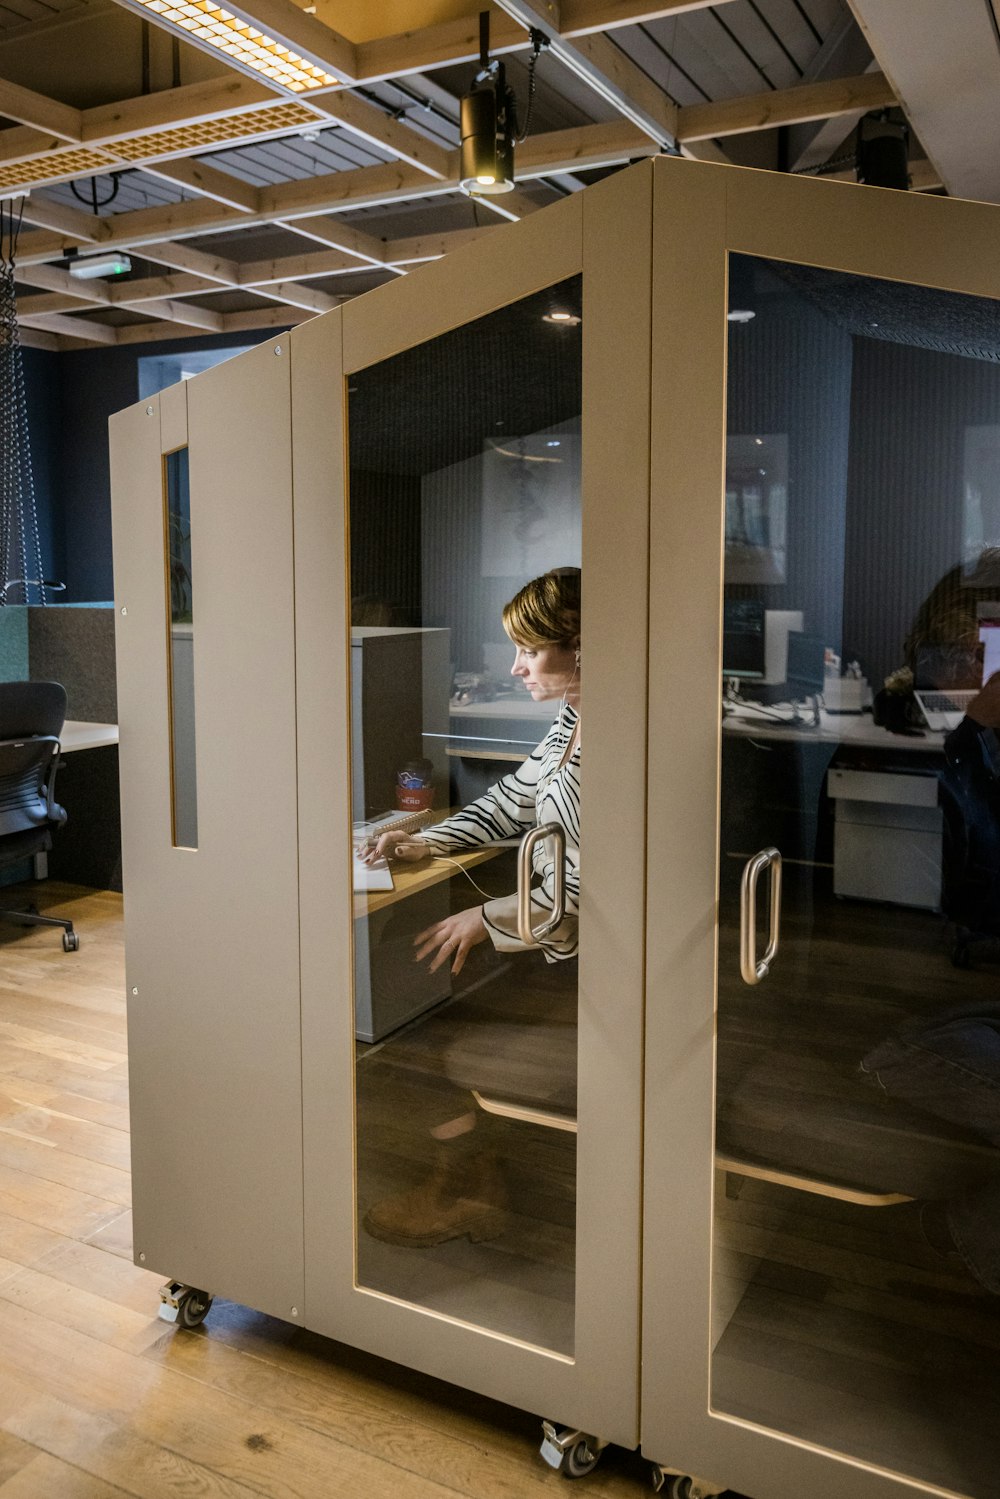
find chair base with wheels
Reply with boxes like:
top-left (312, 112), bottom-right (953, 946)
top-left (0, 898), bottom-right (79, 951)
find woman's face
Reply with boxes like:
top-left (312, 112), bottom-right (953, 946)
top-left (510, 640), bottom-right (578, 701)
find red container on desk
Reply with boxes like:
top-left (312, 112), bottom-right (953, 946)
top-left (396, 759), bottom-right (434, 812)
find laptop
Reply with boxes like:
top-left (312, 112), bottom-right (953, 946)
top-left (912, 687), bottom-right (978, 731)
top-left (913, 647), bottom-right (980, 731)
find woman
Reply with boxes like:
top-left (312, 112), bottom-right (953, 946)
top-left (362, 565), bottom-right (582, 974)
top-left (360, 566), bottom-right (581, 1248)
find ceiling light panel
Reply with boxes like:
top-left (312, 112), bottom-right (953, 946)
top-left (0, 148), bottom-right (121, 193)
top-left (130, 0), bottom-right (341, 93)
top-left (111, 103), bottom-right (318, 161)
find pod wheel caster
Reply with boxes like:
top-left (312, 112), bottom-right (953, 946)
top-left (62, 930), bottom-right (79, 952)
top-left (158, 1280), bottom-right (213, 1328)
top-left (540, 1421), bottom-right (607, 1478)
top-left (651, 1469), bottom-right (726, 1498)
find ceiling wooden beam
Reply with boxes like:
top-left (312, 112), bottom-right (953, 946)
top-left (107, 271), bottom-right (222, 303)
top-left (110, 304), bottom-right (311, 345)
top-left (141, 158), bottom-right (260, 212)
top-left (0, 127), bottom-right (66, 168)
top-left (0, 80), bottom-right (82, 142)
top-left (17, 228), bottom-right (492, 323)
top-left (676, 70), bottom-right (896, 142)
top-left (222, 305), bottom-right (312, 331)
top-left (80, 74), bottom-right (278, 146)
top-left (494, 0), bottom-right (678, 145)
top-left (18, 310), bottom-right (117, 342)
top-left (18, 325), bottom-right (61, 350)
top-left (387, 227), bottom-right (487, 263)
top-left (88, 195), bottom-right (246, 250)
top-left (16, 292), bottom-right (90, 316)
top-left (137, 240), bottom-right (242, 285)
top-left (254, 279), bottom-right (341, 312)
top-left (272, 213), bottom-right (397, 266)
top-left (0, 4), bottom-right (874, 195)
top-left (352, 1), bottom-right (731, 82)
top-left (560, 0), bottom-right (736, 33)
top-left (14, 263), bottom-right (112, 303)
top-left (17, 197), bottom-right (109, 241)
top-left (261, 162), bottom-right (448, 227)
top-left (137, 297), bottom-right (225, 331)
top-left (237, 245), bottom-right (362, 283)
top-left (6, 85), bottom-right (910, 290)
top-left (517, 117), bottom-right (652, 171)
top-left (321, 93), bottom-right (453, 177)
top-left (354, 10), bottom-right (528, 82)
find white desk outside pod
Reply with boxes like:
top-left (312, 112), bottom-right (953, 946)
top-left (61, 720), bottom-right (119, 754)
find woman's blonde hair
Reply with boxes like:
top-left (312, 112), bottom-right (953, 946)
top-left (502, 567), bottom-right (581, 649)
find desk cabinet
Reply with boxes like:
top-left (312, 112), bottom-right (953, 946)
top-left (829, 768), bottom-right (942, 909)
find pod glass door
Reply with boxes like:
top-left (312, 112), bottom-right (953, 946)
top-left (713, 251), bottom-right (1000, 1497)
top-left (347, 279), bottom-right (583, 1355)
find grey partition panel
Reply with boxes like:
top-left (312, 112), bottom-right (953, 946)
top-left (28, 605), bottom-right (117, 721)
top-left (110, 352), bottom-right (304, 1318)
top-left (0, 607), bottom-right (28, 680)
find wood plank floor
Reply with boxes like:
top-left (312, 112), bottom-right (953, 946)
top-left (0, 883), bottom-right (654, 1499)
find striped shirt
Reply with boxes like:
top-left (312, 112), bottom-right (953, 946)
top-left (416, 704), bottom-right (580, 961)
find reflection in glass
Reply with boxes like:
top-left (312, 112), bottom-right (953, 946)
top-left (164, 447), bottom-right (197, 848)
top-left (714, 256), bottom-right (1000, 1496)
top-left (348, 280), bottom-right (582, 1353)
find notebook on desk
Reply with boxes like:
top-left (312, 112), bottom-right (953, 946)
top-left (353, 850), bottom-right (394, 892)
top-left (351, 808), bottom-right (434, 893)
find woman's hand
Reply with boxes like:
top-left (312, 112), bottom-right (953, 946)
top-left (414, 906), bottom-right (489, 975)
top-left (358, 830), bottom-right (430, 865)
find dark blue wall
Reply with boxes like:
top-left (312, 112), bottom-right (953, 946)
top-left (21, 329), bottom-right (284, 604)
top-left (22, 348), bottom-right (62, 595)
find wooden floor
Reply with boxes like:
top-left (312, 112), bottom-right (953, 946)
top-left (0, 883), bottom-right (654, 1499)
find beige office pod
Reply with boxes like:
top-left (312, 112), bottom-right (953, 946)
top-left (643, 160), bottom-right (1000, 1498)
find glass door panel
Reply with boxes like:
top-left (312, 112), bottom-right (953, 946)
top-left (714, 253), bottom-right (1000, 1497)
top-left (347, 278), bottom-right (582, 1355)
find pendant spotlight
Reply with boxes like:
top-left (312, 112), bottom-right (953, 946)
top-left (460, 12), bottom-right (547, 196)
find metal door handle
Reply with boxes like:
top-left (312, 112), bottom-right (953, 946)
top-left (740, 847), bottom-right (782, 985)
top-left (517, 822), bottom-right (566, 945)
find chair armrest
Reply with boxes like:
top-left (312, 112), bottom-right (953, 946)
top-left (44, 740), bottom-right (67, 825)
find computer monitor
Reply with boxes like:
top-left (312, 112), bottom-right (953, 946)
top-left (786, 631), bottom-right (826, 699)
top-left (723, 599), bottom-right (765, 679)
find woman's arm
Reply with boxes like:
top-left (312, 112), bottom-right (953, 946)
top-left (413, 743), bottom-right (546, 855)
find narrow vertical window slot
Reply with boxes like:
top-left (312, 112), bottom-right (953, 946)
top-left (164, 447), bottom-right (198, 848)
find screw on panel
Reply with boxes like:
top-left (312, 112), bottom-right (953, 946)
top-left (146, 405), bottom-right (154, 415)
top-left (120, 606), bottom-right (127, 616)
top-left (131, 986), bottom-right (138, 995)
top-left (139, 1252), bottom-right (146, 1262)
top-left (290, 1306), bottom-right (299, 1317)
top-left (274, 345), bottom-right (282, 355)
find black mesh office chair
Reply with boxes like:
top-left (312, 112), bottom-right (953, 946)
top-left (0, 681), bottom-right (79, 952)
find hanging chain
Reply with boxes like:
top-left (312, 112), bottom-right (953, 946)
top-left (0, 194), bottom-right (46, 606)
